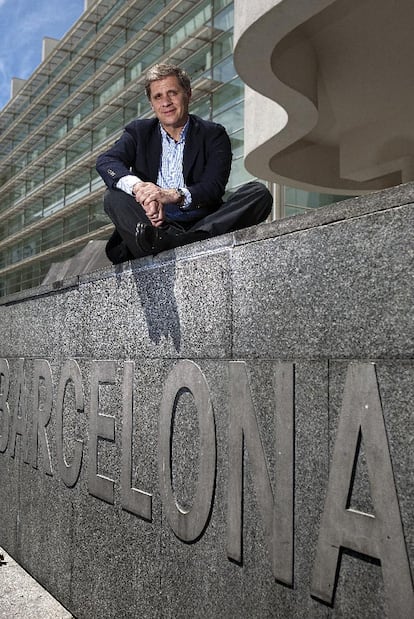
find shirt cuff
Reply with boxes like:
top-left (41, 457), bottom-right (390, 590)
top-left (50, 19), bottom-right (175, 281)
top-left (116, 175), bottom-right (142, 195)
top-left (180, 187), bottom-right (192, 209)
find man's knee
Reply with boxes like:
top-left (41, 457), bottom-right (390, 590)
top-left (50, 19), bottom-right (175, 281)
top-left (261, 184), bottom-right (273, 214)
top-left (250, 181), bottom-right (272, 202)
top-left (103, 189), bottom-right (115, 217)
top-left (240, 180), bottom-right (271, 199)
top-left (246, 181), bottom-right (273, 219)
top-left (103, 188), bottom-right (135, 221)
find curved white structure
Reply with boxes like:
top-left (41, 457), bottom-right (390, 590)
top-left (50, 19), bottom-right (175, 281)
top-left (234, 0), bottom-right (414, 193)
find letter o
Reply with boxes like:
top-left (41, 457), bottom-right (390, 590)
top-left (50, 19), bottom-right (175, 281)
top-left (158, 360), bottom-right (216, 542)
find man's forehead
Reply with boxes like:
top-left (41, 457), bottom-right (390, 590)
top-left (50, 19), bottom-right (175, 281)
top-left (150, 75), bottom-right (181, 94)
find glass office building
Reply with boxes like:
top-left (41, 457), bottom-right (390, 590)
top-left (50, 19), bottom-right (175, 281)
top-left (0, 0), bottom-right (345, 297)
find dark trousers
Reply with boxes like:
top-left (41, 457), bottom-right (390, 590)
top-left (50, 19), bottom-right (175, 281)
top-left (103, 181), bottom-right (273, 263)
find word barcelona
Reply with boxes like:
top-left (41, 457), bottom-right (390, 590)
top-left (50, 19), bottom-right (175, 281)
top-left (0, 358), bottom-right (412, 616)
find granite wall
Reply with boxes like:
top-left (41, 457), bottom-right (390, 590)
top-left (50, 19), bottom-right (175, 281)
top-left (0, 184), bottom-right (413, 618)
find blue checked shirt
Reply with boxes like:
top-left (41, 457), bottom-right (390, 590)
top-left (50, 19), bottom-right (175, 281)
top-left (157, 122), bottom-right (192, 221)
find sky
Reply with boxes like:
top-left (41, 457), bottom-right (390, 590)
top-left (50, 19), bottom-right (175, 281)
top-left (0, 0), bottom-right (84, 109)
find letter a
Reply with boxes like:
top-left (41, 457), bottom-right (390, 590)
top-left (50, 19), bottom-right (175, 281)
top-left (311, 363), bottom-right (413, 618)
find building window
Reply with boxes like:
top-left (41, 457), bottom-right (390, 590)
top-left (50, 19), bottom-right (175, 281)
top-left (284, 187), bottom-right (350, 217)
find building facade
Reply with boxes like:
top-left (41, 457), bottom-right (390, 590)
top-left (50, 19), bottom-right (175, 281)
top-left (0, 0), bottom-right (344, 297)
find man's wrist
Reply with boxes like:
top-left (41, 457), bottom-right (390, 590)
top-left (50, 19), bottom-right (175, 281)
top-left (173, 187), bottom-right (192, 210)
top-left (175, 188), bottom-right (185, 206)
top-left (116, 175), bottom-right (141, 196)
top-left (132, 182), bottom-right (141, 196)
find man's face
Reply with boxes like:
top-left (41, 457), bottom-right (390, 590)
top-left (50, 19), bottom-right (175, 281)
top-left (149, 75), bottom-right (191, 132)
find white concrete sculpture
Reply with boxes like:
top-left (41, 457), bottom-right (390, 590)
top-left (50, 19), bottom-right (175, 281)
top-left (234, 0), bottom-right (414, 193)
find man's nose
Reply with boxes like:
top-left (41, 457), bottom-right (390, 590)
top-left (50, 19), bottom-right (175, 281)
top-left (161, 94), bottom-right (173, 105)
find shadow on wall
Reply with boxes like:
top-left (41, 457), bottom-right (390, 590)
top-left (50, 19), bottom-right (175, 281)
top-left (131, 259), bottom-right (181, 353)
top-left (42, 235), bottom-right (182, 352)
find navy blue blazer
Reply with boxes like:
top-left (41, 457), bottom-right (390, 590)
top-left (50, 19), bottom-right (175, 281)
top-left (96, 114), bottom-right (232, 218)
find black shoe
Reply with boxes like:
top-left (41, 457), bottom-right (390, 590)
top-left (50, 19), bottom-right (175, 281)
top-left (135, 223), bottom-right (173, 256)
top-left (105, 230), bottom-right (134, 264)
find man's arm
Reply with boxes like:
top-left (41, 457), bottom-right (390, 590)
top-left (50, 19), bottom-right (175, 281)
top-left (96, 129), bottom-right (140, 188)
top-left (96, 122), bottom-right (166, 227)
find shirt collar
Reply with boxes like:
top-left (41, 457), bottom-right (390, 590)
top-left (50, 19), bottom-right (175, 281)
top-left (160, 119), bottom-right (189, 144)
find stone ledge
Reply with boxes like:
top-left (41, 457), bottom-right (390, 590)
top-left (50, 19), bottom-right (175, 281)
top-left (2, 181), bottom-right (413, 307)
top-left (0, 182), bottom-right (412, 618)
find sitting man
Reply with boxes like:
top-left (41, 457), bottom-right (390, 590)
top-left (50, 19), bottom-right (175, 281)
top-left (96, 63), bottom-right (272, 264)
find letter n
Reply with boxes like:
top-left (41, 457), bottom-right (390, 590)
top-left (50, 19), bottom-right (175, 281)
top-left (311, 363), bottom-right (413, 618)
top-left (227, 361), bottom-right (294, 585)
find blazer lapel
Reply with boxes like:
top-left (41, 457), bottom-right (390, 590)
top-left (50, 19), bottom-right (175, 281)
top-left (147, 123), bottom-right (162, 182)
top-left (183, 115), bottom-right (200, 178)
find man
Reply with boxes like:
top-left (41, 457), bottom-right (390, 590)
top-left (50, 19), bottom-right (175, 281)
top-left (96, 64), bottom-right (272, 264)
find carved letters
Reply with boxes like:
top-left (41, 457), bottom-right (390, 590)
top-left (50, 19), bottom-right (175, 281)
top-left (0, 358), bottom-right (10, 453)
top-left (121, 360), bottom-right (152, 520)
top-left (311, 363), bottom-right (413, 618)
top-left (56, 359), bottom-right (84, 488)
top-left (31, 360), bottom-right (53, 475)
top-left (0, 358), bottom-right (412, 615)
top-left (159, 359), bottom-right (216, 542)
top-left (227, 361), bottom-right (294, 585)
